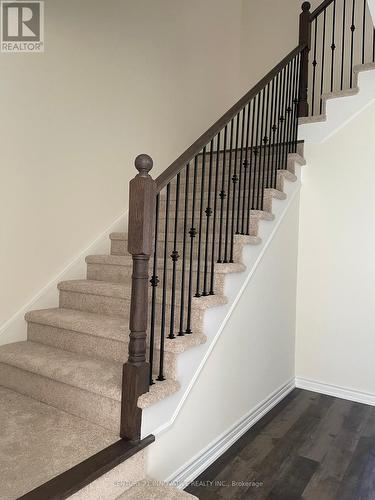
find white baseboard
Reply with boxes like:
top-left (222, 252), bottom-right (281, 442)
top-left (0, 211), bottom-right (127, 346)
top-left (166, 378), bottom-right (295, 489)
top-left (295, 377), bottom-right (375, 407)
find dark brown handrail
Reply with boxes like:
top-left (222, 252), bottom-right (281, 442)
top-left (155, 43), bottom-right (307, 191)
top-left (310, 0), bottom-right (335, 20)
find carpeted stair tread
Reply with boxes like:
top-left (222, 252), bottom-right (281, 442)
top-left (0, 386), bottom-right (118, 499)
top-left (58, 279), bottom-right (128, 299)
top-left (279, 170), bottom-right (297, 182)
top-left (117, 480), bottom-right (197, 499)
top-left (138, 379), bottom-right (181, 409)
top-left (108, 235), bottom-right (262, 250)
top-left (264, 187), bottom-right (287, 200)
top-left (0, 341), bottom-right (122, 401)
top-left (58, 279), bottom-right (228, 311)
top-left (87, 254), bottom-right (247, 274)
top-left (26, 307), bottom-right (207, 355)
top-left (26, 308), bottom-right (127, 342)
top-left (287, 152), bottom-right (306, 165)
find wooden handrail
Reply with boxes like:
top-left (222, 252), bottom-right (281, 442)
top-left (310, 0), bottom-right (335, 20)
top-left (155, 43), bottom-right (307, 192)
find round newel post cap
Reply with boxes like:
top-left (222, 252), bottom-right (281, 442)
top-left (135, 154), bottom-right (153, 176)
top-left (302, 1), bottom-right (311, 11)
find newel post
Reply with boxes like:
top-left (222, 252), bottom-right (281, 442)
top-left (120, 154), bottom-right (156, 442)
top-left (298, 1), bottom-right (311, 117)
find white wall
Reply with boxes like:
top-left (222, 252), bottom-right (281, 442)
top-left (0, 0), bottom-right (243, 329)
top-left (296, 100), bottom-right (375, 401)
top-left (369, 0), bottom-right (375, 24)
top-left (0, 0), bottom-right (322, 335)
top-left (240, 0), bottom-right (321, 92)
top-left (147, 193), bottom-right (300, 481)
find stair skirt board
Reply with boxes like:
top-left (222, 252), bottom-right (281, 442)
top-left (140, 154), bottom-right (304, 438)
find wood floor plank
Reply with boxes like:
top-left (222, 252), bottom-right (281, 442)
top-left (302, 475), bottom-right (341, 500)
top-left (258, 390), bottom-right (318, 440)
top-left (298, 398), bottom-right (350, 462)
top-left (240, 394), bottom-right (334, 499)
top-left (267, 455), bottom-right (318, 499)
top-left (335, 436), bottom-right (375, 500)
top-left (185, 391), bottom-right (375, 500)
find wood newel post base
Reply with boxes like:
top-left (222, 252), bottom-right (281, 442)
top-left (298, 2), bottom-right (311, 118)
top-left (120, 154), bottom-right (156, 442)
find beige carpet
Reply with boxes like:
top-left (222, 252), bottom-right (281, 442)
top-left (0, 386), bottom-right (118, 499)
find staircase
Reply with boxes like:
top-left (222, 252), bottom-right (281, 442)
top-left (0, 0), bottom-right (374, 498)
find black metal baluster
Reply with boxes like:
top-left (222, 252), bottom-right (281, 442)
top-left (331, 0), bottom-right (337, 91)
top-left (186, 158), bottom-right (198, 333)
top-left (275, 69), bottom-right (284, 179)
top-left (218, 127), bottom-right (227, 262)
top-left (251, 92), bottom-right (262, 209)
top-left (247, 97), bottom-right (257, 234)
top-left (203, 142), bottom-right (214, 295)
top-left (241, 103), bottom-right (251, 233)
top-left (169, 174), bottom-right (180, 339)
top-left (362, 0), bottom-right (366, 64)
top-left (293, 53), bottom-right (302, 151)
top-left (341, 0), bottom-right (347, 90)
top-left (290, 56), bottom-right (298, 154)
top-left (230, 118), bottom-right (240, 262)
top-left (373, 27), bottom-right (375, 62)
top-left (286, 59), bottom-right (295, 161)
top-left (282, 63), bottom-right (291, 169)
top-left (257, 88), bottom-right (266, 210)
top-left (178, 164), bottom-right (189, 335)
top-left (210, 133), bottom-right (221, 295)
top-left (224, 120), bottom-right (234, 262)
top-left (286, 61), bottom-right (294, 165)
top-left (158, 183), bottom-right (170, 381)
top-left (195, 148), bottom-right (206, 297)
top-left (236, 109), bottom-right (246, 234)
top-left (350, 0), bottom-right (356, 87)
top-left (266, 78), bottom-right (275, 189)
top-left (292, 54), bottom-right (300, 152)
top-left (149, 193), bottom-right (160, 385)
top-left (278, 67), bottom-right (286, 171)
top-left (260, 83), bottom-right (270, 209)
top-left (320, 8), bottom-right (327, 113)
top-left (270, 74), bottom-right (280, 189)
top-left (312, 17), bottom-right (318, 115)
top-left (281, 63), bottom-right (289, 168)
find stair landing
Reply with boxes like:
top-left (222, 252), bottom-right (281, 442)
top-left (0, 386), bottom-right (118, 499)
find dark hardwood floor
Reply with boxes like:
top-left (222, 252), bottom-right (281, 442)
top-left (185, 389), bottom-right (375, 499)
